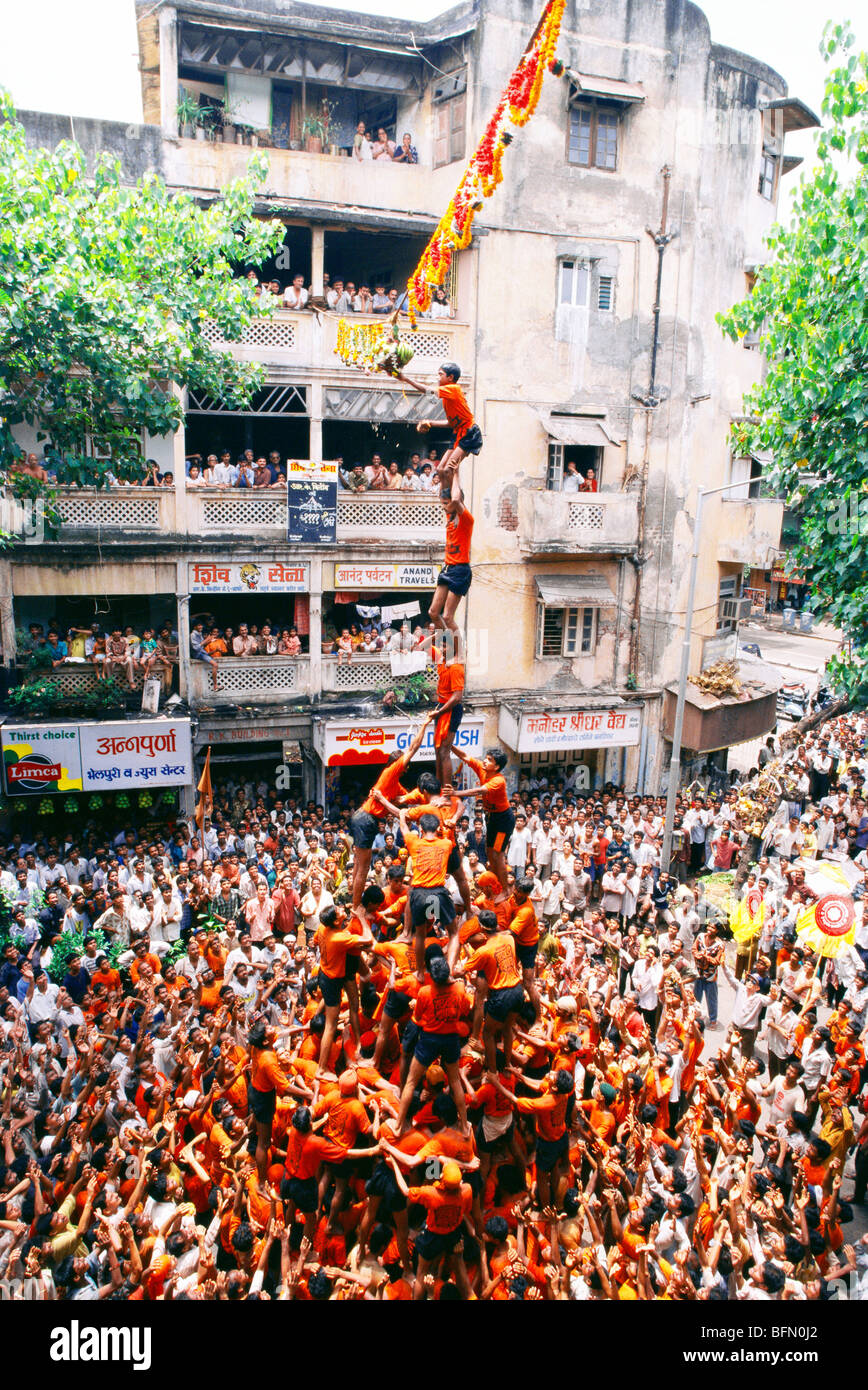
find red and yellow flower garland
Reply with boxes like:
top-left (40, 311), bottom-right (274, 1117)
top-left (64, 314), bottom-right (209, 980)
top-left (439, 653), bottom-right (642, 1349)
top-left (334, 0), bottom-right (567, 364)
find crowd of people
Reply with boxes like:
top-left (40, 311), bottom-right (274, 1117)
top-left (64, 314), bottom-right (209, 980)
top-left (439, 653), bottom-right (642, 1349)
top-left (1, 698), bottom-right (867, 1301)
top-left (249, 269), bottom-right (452, 320)
top-left (17, 622), bottom-right (178, 690)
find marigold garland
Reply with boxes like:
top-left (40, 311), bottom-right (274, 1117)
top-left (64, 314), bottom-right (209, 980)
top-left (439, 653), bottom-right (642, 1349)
top-left (334, 0), bottom-right (567, 364)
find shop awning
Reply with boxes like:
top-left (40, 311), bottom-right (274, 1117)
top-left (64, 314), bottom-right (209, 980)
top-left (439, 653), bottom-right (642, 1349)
top-left (535, 574), bottom-right (617, 607)
top-left (537, 410), bottom-right (623, 447)
top-left (760, 97), bottom-right (821, 133)
top-left (566, 70), bottom-right (646, 104)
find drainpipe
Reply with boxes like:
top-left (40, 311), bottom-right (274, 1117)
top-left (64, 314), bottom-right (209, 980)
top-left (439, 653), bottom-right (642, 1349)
top-left (628, 167), bottom-right (677, 682)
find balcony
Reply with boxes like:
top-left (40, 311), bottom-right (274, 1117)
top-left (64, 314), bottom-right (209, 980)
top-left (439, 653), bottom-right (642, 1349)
top-left (321, 654), bottom-right (436, 695)
top-left (517, 489), bottom-right (640, 556)
top-left (188, 656), bottom-right (311, 707)
top-left (42, 484), bottom-right (444, 548)
top-left (202, 309), bottom-right (471, 385)
top-left (716, 498), bottom-right (784, 567)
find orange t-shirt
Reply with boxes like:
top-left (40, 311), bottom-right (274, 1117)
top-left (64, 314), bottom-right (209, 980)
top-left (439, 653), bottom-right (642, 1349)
top-left (314, 923), bottom-right (361, 979)
top-left (438, 382), bottom-right (474, 440)
top-left (462, 932), bottom-right (521, 990)
top-left (315, 1094), bottom-right (371, 1158)
top-left (404, 831), bottom-right (452, 889)
top-left (444, 508), bottom-right (474, 566)
top-left (437, 661), bottom-right (465, 704)
top-left (284, 1127), bottom-right (331, 1181)
top-left (465, 757), bottom-right (510, 813)
top-left (362, 758), bottom-right (408, 817)
top-left (407, 1181), bottom-right (472, 1234)
top-left (413, 981), bottom-right (471, 1034)
top-left (506, 898), bottom-right (539, 948)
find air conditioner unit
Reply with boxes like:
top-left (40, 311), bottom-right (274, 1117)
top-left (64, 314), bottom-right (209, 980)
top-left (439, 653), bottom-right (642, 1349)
top-left (721, 597), bottom-right (752, 623)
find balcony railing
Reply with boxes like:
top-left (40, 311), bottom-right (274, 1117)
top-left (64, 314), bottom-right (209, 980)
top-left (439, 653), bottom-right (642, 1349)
top-left (321, 654), bottom-right (436, 694)
top-left (187, 656), bottom-right (311, 706)
top-left (40, 483), bottom-right (444, 546)
top-left (200, 309), bottom-right (470, 382)
top-left (517, 489), bottom-right (640, 555)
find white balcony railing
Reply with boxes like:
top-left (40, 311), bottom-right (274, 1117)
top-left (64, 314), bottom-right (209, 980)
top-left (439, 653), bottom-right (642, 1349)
top-left (53, 486), bottom-right (174, 534)
top-left (187, 656), bottom-right (311, 706)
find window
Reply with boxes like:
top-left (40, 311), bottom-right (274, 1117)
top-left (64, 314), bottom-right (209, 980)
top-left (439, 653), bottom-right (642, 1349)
top-left (568, 103), bottom-right (619, 170)
top-left (597, 275), bottom-right (614, 311)
top-left (558, 259), bottom-right (589, 308)
top-left (536, 604), bottom-right (597, 657)
top-left (758, 150), bottom-right (778, 201)
top-left (546, 442), bottom-right (602, 491)
top-left (433, 70), bottom-right (467, 168)
top-left (758, 108), bottom-right (782, 202)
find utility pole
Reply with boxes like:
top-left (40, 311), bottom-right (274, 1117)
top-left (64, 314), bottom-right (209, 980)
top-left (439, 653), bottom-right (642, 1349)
top-left (660, 481), bottom-right (746, 871)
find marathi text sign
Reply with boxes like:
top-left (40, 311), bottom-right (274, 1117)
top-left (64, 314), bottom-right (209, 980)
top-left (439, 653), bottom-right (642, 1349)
top-left (287, 478), bottom-right (337, 544)
top-left (2, 724), bottom-right (83, 794)
top-left (318, 716), bottom-right (484, 767)
top-left (516, 708), bottom-right (642, 753)
top-left (334, 563), bottom-right (437, 590)
top-left (78, 720), bottom-right (193, 789)
top-left (189, 561), bottom-right (309, 594)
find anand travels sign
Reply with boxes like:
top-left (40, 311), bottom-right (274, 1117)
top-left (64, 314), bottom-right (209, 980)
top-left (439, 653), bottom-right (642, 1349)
top-left (498, 705), bottom-right (642, 754)
top-left (334, 563), bottom-right (437, 590)
top-left (316, 716), bottom-right (485, 767)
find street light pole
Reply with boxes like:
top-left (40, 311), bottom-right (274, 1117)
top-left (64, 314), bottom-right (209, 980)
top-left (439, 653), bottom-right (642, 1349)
top-left (660, 481), bottom-right (745, 871)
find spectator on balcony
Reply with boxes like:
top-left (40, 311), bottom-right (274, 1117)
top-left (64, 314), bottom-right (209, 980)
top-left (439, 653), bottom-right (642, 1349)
top-left (253, 457), bottom-right (277, 489)
top-left (232, 623), bottom-right (259, 657)
top-left (420, 462), bottom-right (439, 493)
top-left (105, 628), bottom-right (136, 689)
top-left (352, 120), bottom-right (373, 161)
top-left (326, 278), bottom-right (352, 314)
top-left (268, 450), bottom-right (284, 480)
top-left (366, 453), bottom-right (388, 489)
top-left (392, 131), bottom-right (418, 165)
top-left (65, 627), bottom-right (89, 663)
top-left (278, 628), bottom-right (302, 656)
top-left (139, 629), bottom-right (158, 679)
top-left (210, 453), bottom-right (234, 486)
top-left (343, 280), bottom-right (358, 311)
top-left (142, 458), bottom-right (163, 487)
top-left (160, 471), bottom-right (174, 489)
top-left (235, 458), bottom-right (255, 488)
top-left (155, 626), bottom-right (179, 682)
top-left (388, 287), bottom-right (410, 315)
top-left (190, 621), bottom-right (219, 692)
top-left (259, 624), bottom-right (278, 655)
top-left (282, 272), bottom-right (309, 310)
top-left (203, 627), bottom-right (228, 661)
top-left (428, 286), bottom-right (454, 320)
top-left (336, 629), bottom-right (354, 666)
top-left (186, 464), bottom-right (205, 487)
top-left (339, 463), bottom-right (368, 491)
top-left (371, 282), bottom-right (391, 313)
top-left (353, 283), bottom-right (373, 314)
top-left (385, 460), bottom-right (403, 490)
top-left (45, 632), bottom-right (67, 669)
top-left (562, 459), bottom-right (582, 493)
top-left (581, 467), bottom-right (598, 493)
top-left (125, 627), bottom-right (141, 665)
top-left (401, 464), bottom-right (421, 491)
top-left (372, 127), bottom-right (396, 161)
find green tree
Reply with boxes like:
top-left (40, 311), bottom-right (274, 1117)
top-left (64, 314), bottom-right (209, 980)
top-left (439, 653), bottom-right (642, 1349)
top-left (0, 91), bottom-right (284, 486)
top-left (719, 23), bottom-right (868, 699)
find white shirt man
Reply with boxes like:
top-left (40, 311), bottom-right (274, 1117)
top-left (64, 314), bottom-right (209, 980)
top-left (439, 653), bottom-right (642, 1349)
top-left (531, 825), bottom-right (554, 878)
top-left (507, 820), bottom-right (532, 872)
top-left (210, 460), bottom-right (235, 486)
top-left (151, 890), bottom-right (183, 946)
top-left (540, 873), bottom-right (565, 922)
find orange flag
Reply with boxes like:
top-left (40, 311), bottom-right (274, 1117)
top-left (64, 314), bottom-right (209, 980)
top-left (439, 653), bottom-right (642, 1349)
top-left (194, 747), bottom-right (212, 829)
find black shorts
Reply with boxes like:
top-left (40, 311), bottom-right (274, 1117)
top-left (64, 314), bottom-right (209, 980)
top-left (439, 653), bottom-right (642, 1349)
top-left (365, 1158), bottom-right (407, 1213)
top-left (535, 1131), bottom-right (569, 1173)
top-left (401, 1020), bottom-right (420, 1056)
top-left (414, 1029), bottom-right (462, 1067)
top-left (409, 885), bottom-right (456, 931)
top-left (516, 941), bottom-right (538, 971)
top-left (415, 1224), bottom-right (463, 1262)
top-left (485, 983), bottom-right (525, 1022)
top-left (455, 423), bottom-right (483, 456)
top-left (384, 987), bottom-right (413, 1020)
top-left (447, 843), bottom-right (462, 877)
top-left (345, 953), bottom-right (362, 979)
top-left (475, 1116), bottom-right (515, 1154)
top-left (486, 808), bottom-right (516, 854)
top-left (281, 1175), bottom-right (318, 1214)
top-left (437, 564), bottom-right (472, 597)
top-left (318, 970), bottom-right (345, 1009)
top-left (351, 809), bottom-right (380, 851)
top-left (248, 1084), bottom-right (276, 1126)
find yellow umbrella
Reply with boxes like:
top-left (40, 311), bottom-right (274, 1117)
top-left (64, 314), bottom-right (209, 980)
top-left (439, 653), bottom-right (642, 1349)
top-left (796, 894), bottom-right (857, 958)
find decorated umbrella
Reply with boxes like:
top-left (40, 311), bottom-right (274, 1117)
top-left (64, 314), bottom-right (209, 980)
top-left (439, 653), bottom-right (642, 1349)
top-left (796, 893), bottom-right (857, 958)
top-left (799, 857), bottom-right (862, 895)
top-left (729, 886), bottom-right (765, 947)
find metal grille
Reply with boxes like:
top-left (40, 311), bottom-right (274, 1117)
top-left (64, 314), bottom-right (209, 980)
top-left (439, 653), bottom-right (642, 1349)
top-left (337, 495), bottom-right (442, 531)
top-left (202, 495), bottom-right (287, 529)
top-left (409, 331), bottom-right (453, 360)
top-left (210, 660), bottom-right (299, 695)
top-left (567, 503), bottom-right (605, 531)
top-left (201, 318), bottom-right (297, 350)
top-left (55, 492), bottom-right (162, 530)
top-left (188, 384), bottom-right (307, 415)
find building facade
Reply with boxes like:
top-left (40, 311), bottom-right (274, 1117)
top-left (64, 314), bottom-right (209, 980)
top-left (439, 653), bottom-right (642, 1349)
top-left (3, 0), bottom-right (818, 812)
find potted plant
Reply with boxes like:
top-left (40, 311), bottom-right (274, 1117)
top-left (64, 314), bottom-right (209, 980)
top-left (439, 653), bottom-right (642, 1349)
top-left (176, 93), bottom-right (201, 139)
top-left (301, 114), bottom-right (326, 154)
top-left (221, 102), bottom-right (241, 143)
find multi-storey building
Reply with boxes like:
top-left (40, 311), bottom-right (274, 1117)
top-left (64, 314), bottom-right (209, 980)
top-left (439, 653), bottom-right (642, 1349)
top-left (3, 0), bottom-right (818, 814)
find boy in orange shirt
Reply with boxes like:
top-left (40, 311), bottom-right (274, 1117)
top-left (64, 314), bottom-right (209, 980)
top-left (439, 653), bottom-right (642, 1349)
top-left (397, 361), bottom-right (483, 498)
